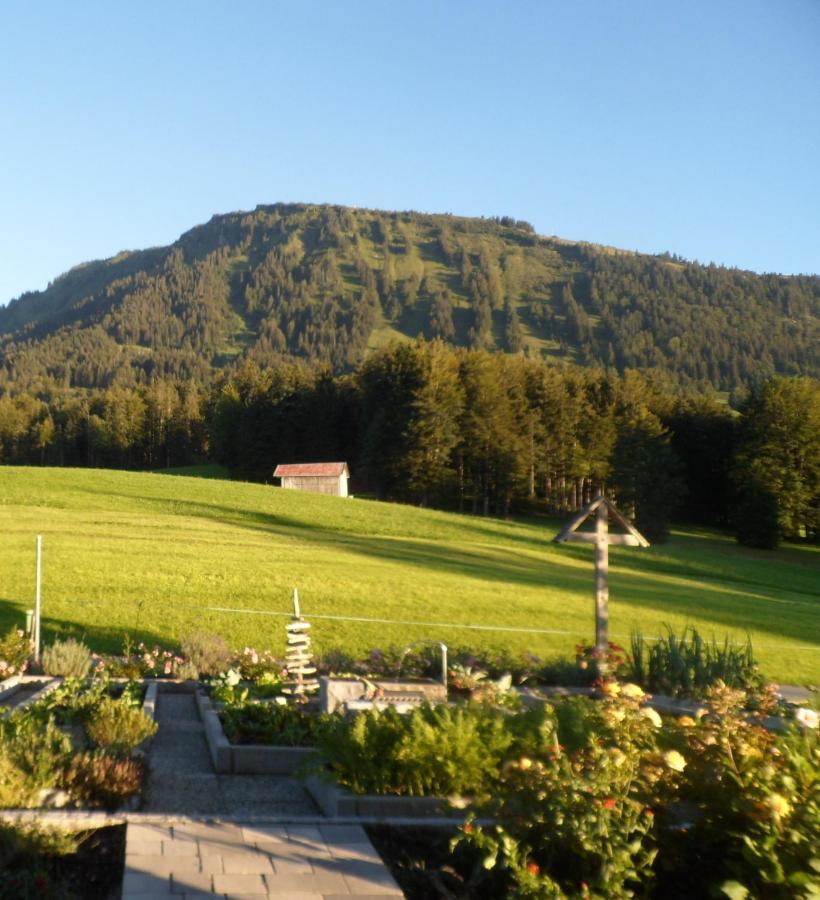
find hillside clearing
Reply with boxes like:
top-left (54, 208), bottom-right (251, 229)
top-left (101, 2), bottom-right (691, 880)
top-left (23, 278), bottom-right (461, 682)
top-left (0, 467), bottom-right (817, 683)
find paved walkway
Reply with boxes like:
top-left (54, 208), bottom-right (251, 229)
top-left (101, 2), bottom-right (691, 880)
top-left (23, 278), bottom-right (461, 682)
top-left (123, 821), bottom-right (402, 898)
top-left (124, 690), bottom-right (404, 898)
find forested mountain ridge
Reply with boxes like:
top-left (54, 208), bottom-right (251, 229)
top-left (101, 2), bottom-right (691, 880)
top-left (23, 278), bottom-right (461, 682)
top-left (2, 202), bottom-right (818, 396)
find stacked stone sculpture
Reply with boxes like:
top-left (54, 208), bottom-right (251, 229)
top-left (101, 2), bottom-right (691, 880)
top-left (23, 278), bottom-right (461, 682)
top-left (283, 588), bottom-right (318, 697)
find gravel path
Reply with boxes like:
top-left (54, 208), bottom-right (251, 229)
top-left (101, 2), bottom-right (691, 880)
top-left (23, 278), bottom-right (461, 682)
top-left (145, 692), bottom-right (318, 817)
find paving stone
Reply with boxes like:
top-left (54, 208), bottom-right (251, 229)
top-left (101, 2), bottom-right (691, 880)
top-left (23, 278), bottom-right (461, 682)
top-left (327, 842), bottom-right (384, 863)
top-left (264, 872), bottom-right (350, 894)
top-left (338, 860), bottom-right (403, 895)
top-left (128, 855), bottom-right (201, 876)
top-left (241, 824), bottom-right (290, 843)
top-left (221, 851), bottom-right (275, 874)
top-left (257, 840), bottom-right (332, 859)
top-left (170, 872), bottom-right (214, 894)
top-left (173, 822), bottom-right (244, 842)
top-left (129, 824), bottom-right (174, 843)
top-left (198, 851), bottom-right (226, 874)
top-left (162, 839), bottom-right (200, 856)
top-left (123, 871), bottom-right (172, 894)
top-left (127, 840), bottom-right (164, 857)
top-left (319, 825), bottom-right (369, 844)
top-left (269, 855), bottom-right (313, 876)
top-left (286, 826), bottom-right (325, 844)
top-left (121, 893), bottom-right (174, 900)
top-left (343, 875), bottom-right (403, 896)
top-left (213, 873), bottom-right (268, 894)
top-left (259, 895), bottom-right (321, 900)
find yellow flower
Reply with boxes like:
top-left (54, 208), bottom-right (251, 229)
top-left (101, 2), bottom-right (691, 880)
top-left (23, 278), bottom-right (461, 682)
top-left (663, 750), bottom-right (687, 772)
top-left (677, 716), bottom-right (696, 727)
top-left (519, 757), bottom-right (533, 770)
top-left (767, 793), bottom-right (791, 819)
top-left (620, 683), bottom-right (645, 699)
top-left (608, 748), bottom-right (627, 767)
top-left (640, 707), bottom-right (662, 727)
top-left (600, 680), bottom-right (621, 697)
top-left (607, 706), bottom-right (626, 723)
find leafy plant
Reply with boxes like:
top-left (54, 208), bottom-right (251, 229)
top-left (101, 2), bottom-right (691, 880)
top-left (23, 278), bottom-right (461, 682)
top-left (220, 701), bottom-right (328, 746)
top-left (85, 697), bottom-right (157, 756)
top-left (0, 716), bottom-right (72, 807)
top-left (629, 627), bottom-right (763, 697)
top-left (64, 753), bottom-right (144, 810)
top-left (41, 638), bottom-right (92, 679)
top-left (30, 676), bottom-right (110, 727)
top-left (180, 632), bottom-right (232, 676)
top-left (316, 703), bottom-right (514, 799)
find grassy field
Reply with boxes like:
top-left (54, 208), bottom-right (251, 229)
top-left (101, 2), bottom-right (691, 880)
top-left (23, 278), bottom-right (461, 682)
top-left (0, 466), bottom-right (818, 684)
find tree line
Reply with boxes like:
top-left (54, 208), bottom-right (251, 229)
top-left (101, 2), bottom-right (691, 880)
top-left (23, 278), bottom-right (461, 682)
top-left (2, 340), bottom-right (816, 547)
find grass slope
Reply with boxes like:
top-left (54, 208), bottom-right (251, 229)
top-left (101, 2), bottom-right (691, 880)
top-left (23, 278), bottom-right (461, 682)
top-left (0, 467), bottom-right (818, 684)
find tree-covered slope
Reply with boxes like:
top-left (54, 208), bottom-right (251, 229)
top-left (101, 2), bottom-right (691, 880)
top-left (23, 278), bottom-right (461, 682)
top-left (1, 203), bottom-right (817, 395)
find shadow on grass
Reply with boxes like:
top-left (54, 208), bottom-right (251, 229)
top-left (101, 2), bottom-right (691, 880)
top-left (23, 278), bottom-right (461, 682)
top-left (0, 598), bottom-right (175, 656)
top-left (50, 491), bottom-right (820, 649)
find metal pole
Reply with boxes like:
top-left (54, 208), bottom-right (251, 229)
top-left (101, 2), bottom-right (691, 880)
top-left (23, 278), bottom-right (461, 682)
top-left (594, 503), bottom-right (609, 672)
top-left (34, 535), bottom-right (42, 663)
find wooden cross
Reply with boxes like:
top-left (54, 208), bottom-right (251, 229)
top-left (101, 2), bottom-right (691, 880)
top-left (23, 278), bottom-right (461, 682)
top-left (553, 496), bottom-right (649, 670)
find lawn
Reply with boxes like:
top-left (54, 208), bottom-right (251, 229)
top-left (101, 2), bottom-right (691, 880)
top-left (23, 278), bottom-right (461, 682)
top-left (0, 467), bottom-right (817, 684)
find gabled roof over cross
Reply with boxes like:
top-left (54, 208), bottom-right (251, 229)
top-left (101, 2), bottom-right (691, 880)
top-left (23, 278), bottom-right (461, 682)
top-left (553, 495), bottom-right (650, 547)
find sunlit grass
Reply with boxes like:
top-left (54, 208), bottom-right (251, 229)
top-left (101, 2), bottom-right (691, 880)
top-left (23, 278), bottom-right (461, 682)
top-left (0, 467), bottom-right (817, 683)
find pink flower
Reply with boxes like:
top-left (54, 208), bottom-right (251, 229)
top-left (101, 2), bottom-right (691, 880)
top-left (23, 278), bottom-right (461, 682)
top-left (164, 660), bottom-right (172, 674)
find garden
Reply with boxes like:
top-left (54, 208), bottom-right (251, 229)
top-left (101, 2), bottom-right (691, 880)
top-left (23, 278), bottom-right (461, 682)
top-left (1, 622), bottom-right (818, 898)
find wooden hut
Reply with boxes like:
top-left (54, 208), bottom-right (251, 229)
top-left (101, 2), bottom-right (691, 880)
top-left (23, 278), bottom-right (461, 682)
top-left (273, 462), bottom-right (350, 497)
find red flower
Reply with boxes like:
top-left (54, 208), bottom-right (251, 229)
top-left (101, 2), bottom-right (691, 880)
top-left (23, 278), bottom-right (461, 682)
top-left (603, 797), bottom-right (616, 809)
top-left (463, 822), bottom-right (474, 834)
top-left (527, 862), bottom-right (540, 875)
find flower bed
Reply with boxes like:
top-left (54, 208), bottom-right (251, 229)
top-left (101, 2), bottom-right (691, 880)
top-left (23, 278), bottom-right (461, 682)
top-left (195, 690), bottom-right (320, 774)
top-left (0, 676), bottom-right (157, 812)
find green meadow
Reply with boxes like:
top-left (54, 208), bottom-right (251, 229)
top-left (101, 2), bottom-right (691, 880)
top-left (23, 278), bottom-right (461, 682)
top-left (0, 466), bottom-right (818, 684)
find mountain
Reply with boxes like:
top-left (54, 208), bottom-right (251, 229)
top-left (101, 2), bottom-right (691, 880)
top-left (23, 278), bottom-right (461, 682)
top-left (1, 202), bottom-right (817, 395)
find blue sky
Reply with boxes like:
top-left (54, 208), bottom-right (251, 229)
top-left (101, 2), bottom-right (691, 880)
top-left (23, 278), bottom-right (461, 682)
top-left (1, 0), bottom-right (818, 304)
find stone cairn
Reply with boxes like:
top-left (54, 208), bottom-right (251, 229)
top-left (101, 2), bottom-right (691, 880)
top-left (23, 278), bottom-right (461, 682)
top-left (283, 588), bottom-right (318, 698)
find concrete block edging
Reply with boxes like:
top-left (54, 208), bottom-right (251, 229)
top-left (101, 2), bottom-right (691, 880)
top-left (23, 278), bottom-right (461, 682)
top-left (194, 689), bottom-right (316, 775)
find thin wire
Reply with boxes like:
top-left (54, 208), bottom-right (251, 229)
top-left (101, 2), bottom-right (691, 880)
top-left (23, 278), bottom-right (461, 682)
top-left (56, 596), bottom-right (820, 651)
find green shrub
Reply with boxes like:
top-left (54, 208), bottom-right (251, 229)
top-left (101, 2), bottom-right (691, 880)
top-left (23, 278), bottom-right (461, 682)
top-left (0, 717), bottom-right (72, 808)
top-left (220, 702), bottom-right (328, 746)
top-left (180, 632), bottom-right (231, 676)
top-left (64, 753), bottom-right (144, 810)
top-left (41, 639), bottom-right (92, 679)
top-left (85, 698), bottom-right (157, 756)
top-left (0, 628), bottom-right (31, 678)
top-left (317, 703), bottom-right (514, 799)
top-left (629, 627), bottom-right (763, 698)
